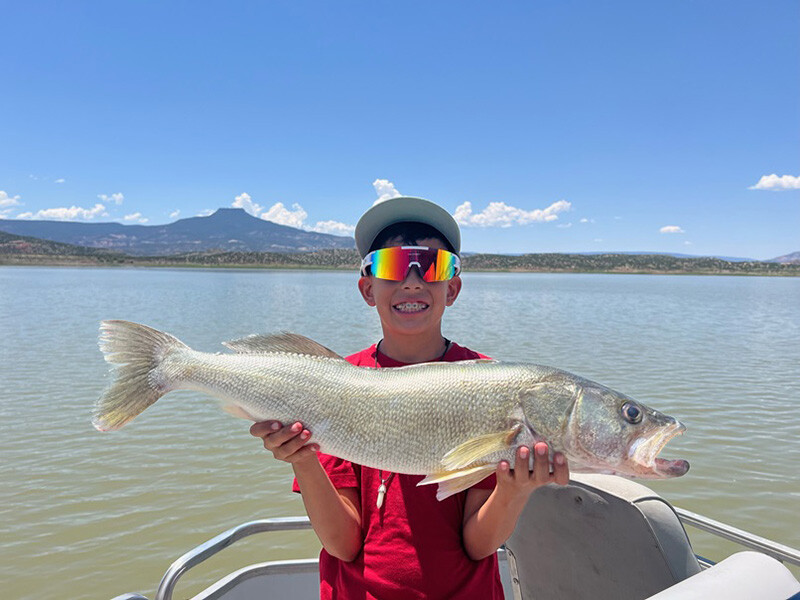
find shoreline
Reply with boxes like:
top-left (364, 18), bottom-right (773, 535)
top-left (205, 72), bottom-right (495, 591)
top-left (2, 255), bottom-right (799, 277)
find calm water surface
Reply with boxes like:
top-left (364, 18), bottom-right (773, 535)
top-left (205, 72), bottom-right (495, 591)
top-left (1, 267), bottom-right (798, 599)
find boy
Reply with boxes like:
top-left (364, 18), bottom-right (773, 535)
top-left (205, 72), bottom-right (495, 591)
top-left (250, 196), bottom-right (570, 599)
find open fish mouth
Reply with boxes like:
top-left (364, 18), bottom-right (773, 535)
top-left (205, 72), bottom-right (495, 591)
top-left (628, 420), bottom-right (690, 478)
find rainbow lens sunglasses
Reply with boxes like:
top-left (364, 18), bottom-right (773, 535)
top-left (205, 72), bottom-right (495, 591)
top-left (360, 246), bottom-right (461, 282)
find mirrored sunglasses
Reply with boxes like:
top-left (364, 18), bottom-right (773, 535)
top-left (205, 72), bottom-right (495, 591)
top-left (360, 246), bottom-right (461, 282)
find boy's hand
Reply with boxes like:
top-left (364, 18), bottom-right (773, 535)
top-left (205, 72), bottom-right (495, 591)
top-left (250, 420), bottom-right (320, 465)
top-left (495, 442), bottom-right (570, 501)
top-left (462, 441), bottom-right (570, 560)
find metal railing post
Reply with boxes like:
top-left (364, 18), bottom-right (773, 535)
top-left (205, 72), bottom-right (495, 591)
top-left (154, 516), bottom-right (312, 600)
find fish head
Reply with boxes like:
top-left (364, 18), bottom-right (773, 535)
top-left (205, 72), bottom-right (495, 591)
top-left (563, 384), bottom-right (689, 479)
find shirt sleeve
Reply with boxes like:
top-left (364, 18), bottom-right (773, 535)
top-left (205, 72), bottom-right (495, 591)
top-left (472, 472), bottom-right (497, 490)
top-left (292, 452), bottom-right (360, 493)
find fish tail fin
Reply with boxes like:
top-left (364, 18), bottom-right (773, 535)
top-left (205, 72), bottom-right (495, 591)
top-left (93, 320), bottom-right (189, 432)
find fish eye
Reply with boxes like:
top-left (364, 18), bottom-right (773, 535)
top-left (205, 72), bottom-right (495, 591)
top-left (621, 402), bottom-right (643, 424)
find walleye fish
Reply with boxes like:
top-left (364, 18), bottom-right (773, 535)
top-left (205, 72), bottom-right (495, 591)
top-left (94, 320), bottom-right (689, 499)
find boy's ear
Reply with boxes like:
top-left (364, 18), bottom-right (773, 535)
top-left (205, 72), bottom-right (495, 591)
top-left (358, 276), bottom-right (377, 306)
top-left (445, 275), bottom-right (462, 306)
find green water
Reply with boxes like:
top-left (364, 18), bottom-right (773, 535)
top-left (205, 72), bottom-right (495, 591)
top-left (1, 267), bottom-right (798, 599)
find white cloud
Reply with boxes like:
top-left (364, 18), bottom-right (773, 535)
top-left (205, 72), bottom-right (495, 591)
top-left (124, 212), bottom-right (149, 223)
top-left (372, 179), bottom-right (402, 205)
top-left (98, 192), bottom-right (124, 205)
top-left (579, 217), bottom-right (594, 224)
top-left (454, 199), bottom-right (571, 227)
top-left (557, 222), bottom-right (573, 228)
top-left (261, 202), bottom-right (308, 229)
top-left (197, 209), bottom-right (214, 217)
top-left (0, 191), bottom-right (21, 207)
top-left (169, 209), bottom-right (180, 218)
top-left (660, 225), bottom-right (685, 234)
top-left (749, 174), bottom-right (800, 191)
top-left (310, 219), bottom-right (356, 236)
top-left (232, 192), bottom-right (263, 216)
top-left (54, 178), bottom-right (65, 184)
top-left (264, 204), bottom-right (354, 237)
top-left (17, 203), bottom-right (108, 221)
top-left (226, 193), bottom-right (355, 237)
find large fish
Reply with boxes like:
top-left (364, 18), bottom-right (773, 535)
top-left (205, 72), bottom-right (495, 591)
top-left (94, 320), bottom-right (689, 499)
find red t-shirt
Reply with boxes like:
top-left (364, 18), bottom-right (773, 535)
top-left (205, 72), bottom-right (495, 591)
top-left (293, 342), bottom-right (504, 599)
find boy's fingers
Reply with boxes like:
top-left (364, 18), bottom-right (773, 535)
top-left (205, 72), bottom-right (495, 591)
top-left (552, 453), bottom-right (570, 485)
top-left (514, 447), bottom-right (530, 482)
top-left (533, 443), bottom-right (550, 482)
top-left (273, 428), bottom-right (312, 456)
top-left (250, 420), bottom-right (283, 437)
top-left (496, 460), bottom-right (512, 481)
top-left (265, 422), bottom-right (306, 445)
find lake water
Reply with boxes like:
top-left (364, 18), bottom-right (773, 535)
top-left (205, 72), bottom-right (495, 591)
top-left (1, 267), bottom-right (799, 599)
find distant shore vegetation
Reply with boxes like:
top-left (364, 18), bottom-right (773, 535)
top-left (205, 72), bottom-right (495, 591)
top-left (1, 231), bottom-right (798, 276)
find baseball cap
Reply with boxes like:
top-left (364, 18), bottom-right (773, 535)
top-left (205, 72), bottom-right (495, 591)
top-left (354, 196), bottom-right (461, 258)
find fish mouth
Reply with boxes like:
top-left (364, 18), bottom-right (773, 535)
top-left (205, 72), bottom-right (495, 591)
top-left (627, 420), bottom-right (689, 478)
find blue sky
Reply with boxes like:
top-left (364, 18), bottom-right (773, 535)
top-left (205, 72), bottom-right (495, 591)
top-left (1, 1), bottom-right (797, 259)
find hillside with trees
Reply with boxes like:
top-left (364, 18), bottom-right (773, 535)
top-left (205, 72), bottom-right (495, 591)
top-left (2, 232), bottom-right (798, 275)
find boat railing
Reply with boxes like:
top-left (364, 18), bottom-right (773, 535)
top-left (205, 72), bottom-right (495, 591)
top-left (113, 509), bottom-right (800, 600)
top-left (153, 516), bottom-right (312, 600)
top-left (675, 507), bottom-right (800, 568)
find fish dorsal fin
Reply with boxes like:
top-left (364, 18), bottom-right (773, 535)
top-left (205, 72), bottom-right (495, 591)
top-left (441, 425), bottom-right (523, 470)
top-left (223, 332), bottom-right (343, 359)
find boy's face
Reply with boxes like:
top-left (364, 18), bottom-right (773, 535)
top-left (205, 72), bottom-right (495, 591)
top-left (357, 236), bottom-right (462, 339)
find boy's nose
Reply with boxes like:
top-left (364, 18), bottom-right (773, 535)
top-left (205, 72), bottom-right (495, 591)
top-left (402, 266), bottom-right (425, 287)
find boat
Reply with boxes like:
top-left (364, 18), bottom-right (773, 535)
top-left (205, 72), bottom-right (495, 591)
top-left (111, 474), bottom-right (800, 600)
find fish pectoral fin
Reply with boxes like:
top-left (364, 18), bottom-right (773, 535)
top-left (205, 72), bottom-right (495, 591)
top-left (418, 464), bottom-right (497, 501)
top-left (441, 426), bottom-right (523, 470)
top-left (222, 332), bottom-right (343, 359)
top-left (221, 403), bottom-right (259, 421)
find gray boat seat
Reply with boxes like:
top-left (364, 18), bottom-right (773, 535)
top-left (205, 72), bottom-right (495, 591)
top-left (646, 551), bottom-right (800, 599)
top-left (504, 473), bottom-right (702, 600)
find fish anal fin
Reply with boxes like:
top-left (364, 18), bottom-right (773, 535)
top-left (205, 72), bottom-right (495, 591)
top-left (441, 425), bottom-right (523, 470)
top-left (223, 332), bottom-right (343, 359)
top-left (418, 464), bottom-right (497, 500)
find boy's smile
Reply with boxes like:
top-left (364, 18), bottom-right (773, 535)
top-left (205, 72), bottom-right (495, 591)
top-left (394, 301), bottom-right (429, 313)
top-left (373, 264), bottom-right (445, 328)
top-left (388, 279), bottom-right (436, 322)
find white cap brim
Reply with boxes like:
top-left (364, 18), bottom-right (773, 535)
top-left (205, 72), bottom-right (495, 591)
top-left (354, 197), bottom-right (461, 258)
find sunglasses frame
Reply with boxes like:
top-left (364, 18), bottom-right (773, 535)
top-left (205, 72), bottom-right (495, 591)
top-left (360, 245), bottom-right (461, 282)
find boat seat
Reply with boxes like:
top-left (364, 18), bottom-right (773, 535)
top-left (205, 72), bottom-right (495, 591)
top-left (646, 551), bottom-right (800, 599)
top-left (504, 473), bottom-right (702, 600)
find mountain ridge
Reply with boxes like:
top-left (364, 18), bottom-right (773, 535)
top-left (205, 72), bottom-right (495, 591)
top-left (2, 230), bottom-right (799, 275)
top-left (0, 208), bottom-right (796, 262)
top-left (0, 208), bottom-right (355, 255)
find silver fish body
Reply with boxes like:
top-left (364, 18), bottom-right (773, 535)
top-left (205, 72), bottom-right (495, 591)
top-left (94, 320), bottom-right (689, 499)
